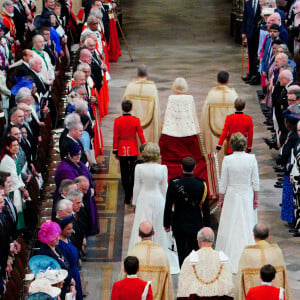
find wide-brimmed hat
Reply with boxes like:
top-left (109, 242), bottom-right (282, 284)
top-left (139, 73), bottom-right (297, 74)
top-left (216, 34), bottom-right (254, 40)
top-left (38, 221), bottom-right (61, 244)
top-left (36, 269), bottom-right (68, 285)
top-left (29, 278), bottom-right (61, 298)
top-left (26, 292), bottom-right (55, 300)
top-left (29, 255), bottom-right (61, 275)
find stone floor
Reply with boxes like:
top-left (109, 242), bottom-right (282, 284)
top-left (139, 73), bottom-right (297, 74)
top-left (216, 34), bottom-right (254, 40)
top-left (81, 0), bottom-right (300, 298)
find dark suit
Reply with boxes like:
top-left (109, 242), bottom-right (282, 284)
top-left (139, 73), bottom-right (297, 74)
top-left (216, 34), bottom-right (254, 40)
top-left (3, 196), bottom-right (18, 241)
top-left (242, 0), bottom-right (261, 76)
top-left (59, 131), bottom-right (88, 164)
top-left (163, 173), bottom-right (210, 266)
top-left (13, 2), bottom-right (27, 47)
top-left (91, 52), bottom-right (103, 91)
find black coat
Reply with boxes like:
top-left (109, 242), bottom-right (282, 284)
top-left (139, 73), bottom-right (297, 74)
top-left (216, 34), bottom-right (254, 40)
top-left (13, 3), bottom-right (27, 47)
top-left (164, 173), bottom-right (211, 234)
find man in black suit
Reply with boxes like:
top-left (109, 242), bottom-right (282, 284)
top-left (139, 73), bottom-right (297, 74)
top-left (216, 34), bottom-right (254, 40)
top-left (242, 0), bottom-right (262, 84)
top-left (163, 156), bottom-right (211, 266)
top-left (12, 0), bottom-right (28, 48)
top-left (59, 121), bottom-right (88, 164)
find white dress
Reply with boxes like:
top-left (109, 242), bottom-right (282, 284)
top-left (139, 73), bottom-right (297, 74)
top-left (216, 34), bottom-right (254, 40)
top-left (128, 162), bottom-right (180, 274)
top-left (215, 152), bottom-right (260, 273)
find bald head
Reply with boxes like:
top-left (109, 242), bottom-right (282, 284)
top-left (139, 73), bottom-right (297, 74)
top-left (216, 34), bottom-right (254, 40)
top-left (253, 223), bottom-right (269, 240)
top-left (139, 221), bottom-right (154, 240)
top-left (80, 48), bottom-right (92, 64)
top-left (197, 227), bottom-right (215, 247)
top-left (268, 12), bottom-right (281, 25)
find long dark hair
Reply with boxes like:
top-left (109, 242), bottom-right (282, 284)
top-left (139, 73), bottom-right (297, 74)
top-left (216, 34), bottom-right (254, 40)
top-left (0, 136), bottom-right (19, 162)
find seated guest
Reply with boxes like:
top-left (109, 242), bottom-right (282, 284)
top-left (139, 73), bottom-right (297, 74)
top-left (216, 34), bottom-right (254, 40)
top-left (111, 256), bottom-right (153, 300)
top-left (246, 265), bottom-right (286, 300)
top-left (58, 216), bottom-right (83, 300)
top-left (236, 224), bottom-right (289, 300)
top-left (177, 227), bottom-right (233, 300)
top-left (126, 221), bottom-right (173, 300)
top-left (37, 221), bottom-right (72, 299)
top-left (54, 199), bottom-right (73, 222)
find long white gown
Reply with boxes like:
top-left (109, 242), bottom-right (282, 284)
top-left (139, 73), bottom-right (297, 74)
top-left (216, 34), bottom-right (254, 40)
top-left (215, 152), bottom-right (260, 273)
top-left (128, 162), bottom-right (180, 274)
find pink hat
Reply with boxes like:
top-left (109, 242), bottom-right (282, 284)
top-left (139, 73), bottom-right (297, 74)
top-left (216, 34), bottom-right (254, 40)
top-left (38, 221), bottom-right (61, 244)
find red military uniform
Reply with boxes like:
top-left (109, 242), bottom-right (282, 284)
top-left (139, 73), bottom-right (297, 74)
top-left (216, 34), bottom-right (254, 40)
top-left (113, 113), bottom-right (146, 204)
top-left (113, 114), bottom-right (146, 156)
top-left (217, 112), bottom-right (253, 153)
top-left (246, 285), bottom-right (285, 300)
top-left (111, 276), bottom-right (153, 300)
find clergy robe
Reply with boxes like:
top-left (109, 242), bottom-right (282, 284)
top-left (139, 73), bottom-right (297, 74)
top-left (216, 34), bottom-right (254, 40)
top-left (246, 285), bottom-right (285, 300)
top-left (236, 240), bottom-right (290, 300)
top-left (177, 248), bottom-right (233, 300)
top-left (123, 78), bottom-right (161, 144)
top-left (200, 85), bottom-right (237, 199)
top-left (126, 240), bottom-right (173, 300)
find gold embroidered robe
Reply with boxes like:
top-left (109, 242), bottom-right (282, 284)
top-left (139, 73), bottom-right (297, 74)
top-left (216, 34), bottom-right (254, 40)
top-left (126, 240), bottom-right (173, 300)
top-left (200, 85), bottom-right (238, 198)
top-left (235, 240), bottom-right (290, 300)
top-left (123, 78), bottom-right (161, 144)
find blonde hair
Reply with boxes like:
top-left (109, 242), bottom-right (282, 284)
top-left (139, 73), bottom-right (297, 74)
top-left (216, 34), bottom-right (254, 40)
top-left (172, 77), bottom-right (189, 94)
top-left (229, 132), bottom-right (247, 151)
top-left (142, 142), bottom-right (161, 162)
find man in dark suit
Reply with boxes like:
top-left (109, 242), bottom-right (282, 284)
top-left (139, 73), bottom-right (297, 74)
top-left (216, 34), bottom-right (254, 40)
top-left (12, 0), bottom-right (28, 48)
top-left (59, 121), bottom-right (88, 164)
top-left (164, 156), bottom-right (210, 266)
top-left (242, 0), bottom-right (261, 84)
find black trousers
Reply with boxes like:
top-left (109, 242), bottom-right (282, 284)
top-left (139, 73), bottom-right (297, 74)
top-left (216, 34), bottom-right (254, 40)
top-left (247, 32), bottom-right (259, 76)
top-left (119, 156), bottom-right (137, 204)
top-left (174, 230), bottom-right (199, 267)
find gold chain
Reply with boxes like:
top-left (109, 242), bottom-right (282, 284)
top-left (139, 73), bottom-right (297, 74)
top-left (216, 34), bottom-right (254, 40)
top-left (192, 264), bottom-right (224, 285)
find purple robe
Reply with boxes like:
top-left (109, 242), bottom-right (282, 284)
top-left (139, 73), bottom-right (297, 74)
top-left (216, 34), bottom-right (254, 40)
top-left (54, 159), bottom-right (99, 235)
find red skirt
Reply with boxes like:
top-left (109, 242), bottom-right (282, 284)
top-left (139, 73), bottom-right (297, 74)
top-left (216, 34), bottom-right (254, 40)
top-left (108, 18), bottom-right (121, 62)
top-left (159, 134), bottom-right (210, 196)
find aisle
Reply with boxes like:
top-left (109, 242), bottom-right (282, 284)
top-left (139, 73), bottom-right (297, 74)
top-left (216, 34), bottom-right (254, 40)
top-left (81, 0), bottom-right (300, 298)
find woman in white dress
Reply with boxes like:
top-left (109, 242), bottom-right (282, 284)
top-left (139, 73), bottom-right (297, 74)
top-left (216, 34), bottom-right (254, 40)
top-left (216, 133), bottom-right (259, 273)
top-left (128, 142), bottom-right (180, 274)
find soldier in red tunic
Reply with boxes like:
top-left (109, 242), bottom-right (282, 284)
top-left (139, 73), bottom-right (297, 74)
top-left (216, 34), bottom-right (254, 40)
top-left (113, 100), bottom-right (146, 204)
top-left (246, 264), bottom-right (285, 300)
top-left (216, 98), bottom-right (254, 154)
top-left (111, 256), bottom-right (153, 300)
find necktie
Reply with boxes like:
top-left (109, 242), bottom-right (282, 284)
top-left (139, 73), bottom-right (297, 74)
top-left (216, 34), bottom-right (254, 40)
top-left (253, 0), bottom-right (257, 14)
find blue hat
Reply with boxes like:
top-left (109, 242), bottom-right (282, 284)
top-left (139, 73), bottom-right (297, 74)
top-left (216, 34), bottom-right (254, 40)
top-left (11, 77), bottom-right (33, 96)
top-left (26, 292), bottom-right (55, 300)
top-left (29, 255), bottom-right (61, 275)
top-left (59, 215), bottom-right (75, 230)
top-left (283, 107), bottom-right (300, 123)
top-left (69, 142), bottom-right (82, 157)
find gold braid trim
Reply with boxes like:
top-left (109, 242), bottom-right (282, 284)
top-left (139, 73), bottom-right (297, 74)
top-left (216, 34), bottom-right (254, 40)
top-left (192, 264), bottom-right (224, 285)
top-left (200, 182), bottom-right (207, 206)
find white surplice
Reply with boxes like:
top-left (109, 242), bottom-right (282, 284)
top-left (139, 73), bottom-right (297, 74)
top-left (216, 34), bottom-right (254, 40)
top-left (215, 152), bottom-right (260, 273)
top-left (128, 162), bottom-right (180, 274)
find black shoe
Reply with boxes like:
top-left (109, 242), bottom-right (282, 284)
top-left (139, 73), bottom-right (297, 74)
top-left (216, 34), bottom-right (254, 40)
top-left (273, 165), bottom-right (284, 172)
top-left (293, 232), bottom-right (300, 237)
top-left (279, 203), bottom-right (282, 207)
top-left (248, 76), bottom-right (261, 85)
top-left (289, 229), bottom-right (297, 233)
top-left (274, 183), bottom-right (283, 188)
top-left (263, 138), bottom-right (279, 150)
top-left (264, 120), bottom-right (273, 126)
top-left (277, 177), bottom-right (283, 182)
top-left (242, 74), bottom-right (252, 81)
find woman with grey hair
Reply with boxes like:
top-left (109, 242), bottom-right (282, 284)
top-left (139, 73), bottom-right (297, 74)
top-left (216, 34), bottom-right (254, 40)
top-left (159, 77), bottom-right (209, 194)
top-left (215, 132), bottom-right (260, 273)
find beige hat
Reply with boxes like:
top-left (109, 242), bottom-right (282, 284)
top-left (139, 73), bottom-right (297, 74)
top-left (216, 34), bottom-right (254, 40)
top-left (29, 278), bottom-right (61, 298)
top-left (36, 269), bottom-right (68, 285)
top-left (262, 7), bottom-right (275, 16)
